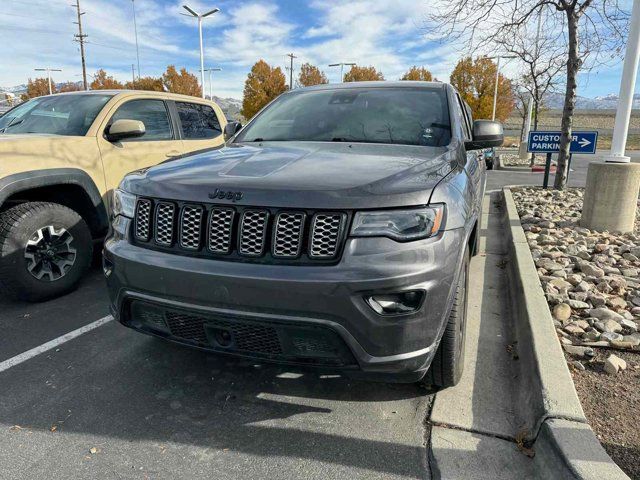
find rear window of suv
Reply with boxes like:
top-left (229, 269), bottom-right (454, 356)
top-left (176, 102), bottom-right (222, 139)
top-left (235, 87), bottom-right (451, 147)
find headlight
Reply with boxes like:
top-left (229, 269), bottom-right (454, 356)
top-left (112, 188), bottom-right (136, 219)
top-left (350, 206), bottom-right (444, 241)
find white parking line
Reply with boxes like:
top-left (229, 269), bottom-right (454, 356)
top-left (0, 315), bottom-right (113, 373)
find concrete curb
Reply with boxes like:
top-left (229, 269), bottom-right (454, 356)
top-left (496, 163), bottom-right (532, 172)
top-left (502, 187), bottom-right (629, 480)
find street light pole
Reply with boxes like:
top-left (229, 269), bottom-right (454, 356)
top-left (328, 62), bottom-right (356, 83)
top-left (487, 55), bottom-right (516, 121)
top-left (204, 67), bottom-right (221, 99)
top-left (132, 0), bottom-right (141, 80)
top-left (492, 57), bottom-right (501, 121)
top-left (35, 68), bottom-right (62, 95)
top-left (183, 5), bottom-right (220, 99)
top-left (581, 0), bottom-right (640, 233)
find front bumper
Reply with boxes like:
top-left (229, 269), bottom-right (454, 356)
top-left (104, 217), bottom-right (466, 382)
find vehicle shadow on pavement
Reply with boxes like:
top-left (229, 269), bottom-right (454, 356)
top-left (0, 320), bottom-right (430, 479)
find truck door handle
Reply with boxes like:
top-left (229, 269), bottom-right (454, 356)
top-left (165, 151), bottom-right (182, 158)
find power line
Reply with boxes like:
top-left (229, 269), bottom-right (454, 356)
top-left (72, 0), bottom-right (88, 90)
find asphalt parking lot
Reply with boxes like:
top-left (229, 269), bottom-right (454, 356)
top-left (1, 263), bottom-right (432, 480)
top-left (0, 160), bottom-right (626, 479)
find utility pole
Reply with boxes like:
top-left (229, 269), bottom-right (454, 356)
top-left (204, 67), bottom-right (221, 99)
top-left (132, 0), bottom-right (141, 80)
top-left (72, 0), bottom-right (88, 90)
top-left (581, 0), bottom-right (640, 233)
top-left (183, 5), bottom-right (220, 99)
top-left (131, 64), bottom-right (136, 88)
top-left (34, 68), bottom-right (62, 95)
top-left (328, 62), bottom-right (355, 83)
top-left (286, 53), bottom-right (297, 89)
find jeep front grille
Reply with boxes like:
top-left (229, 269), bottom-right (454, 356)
top-left (134, 199), bottom-right (151, 240)
top-left (155, 202), bottom-right (176, 246)
top-left (179, 205), bottom-right (204, 250)
top-left (133, 198), bottom-right (348, 264)
top-left (239, 210), bottom-right (269, 256)
top-left (273, 212), bottom-right (305, 258)
top-left (208, 208), bottom-right (235, 254)
top-left (310, 213), bottom-right (345, 258)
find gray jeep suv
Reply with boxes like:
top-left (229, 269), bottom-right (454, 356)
top-left (104, 81), bottom-right (503, 385)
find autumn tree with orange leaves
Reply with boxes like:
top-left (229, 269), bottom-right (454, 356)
top-left (20, 78), bottom-right (55, 100)
top-left (126, 76), bottom-right (164, 92)
top-left (90, 69), bottom-right (124, 90)
top-left (162, 66), bottom-right (200, 96)
top-left (241, 60), bottom-right (287, 119)
top-left (343, 65), bottom-right (384, 82)
top-left (298, 63), bottom-right (328, 87)
top-left (401, 66), bottom-right (434, 81)
top-left (449, 57), bottom-right (514, 122)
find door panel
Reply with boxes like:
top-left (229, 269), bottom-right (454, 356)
top-left (97, 98), bottom-right (183, 192)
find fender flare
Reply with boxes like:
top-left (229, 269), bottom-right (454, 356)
top-left (0, 168), bottom-right (109, 234)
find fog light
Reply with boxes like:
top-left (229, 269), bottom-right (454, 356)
top-left (365, 290), bottom-right (425, 315)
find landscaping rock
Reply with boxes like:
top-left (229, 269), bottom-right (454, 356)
top-left (603, 354), bottom-right (627, 375)
top-left (588, 307), bottom-right (624, 323)
top-left (553, 303), bottom-right (572, 322)
top-left (580, 263), bottom-right (605, 278)
top-left (595, 320), bottom-right (623, 333)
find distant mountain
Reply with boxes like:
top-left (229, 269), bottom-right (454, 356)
top-left (542, 91), bottom-right (640, 110)
top-left (210, 95), bottom-right (243, 121)
top-left (0, 84), bottom-right (27, 94)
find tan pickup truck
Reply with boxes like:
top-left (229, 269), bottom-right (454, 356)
top-left (0, 90), bottom-right (241, 301)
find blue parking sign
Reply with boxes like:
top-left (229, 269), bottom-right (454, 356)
top-left (527, 131), bottom-right (598, 154)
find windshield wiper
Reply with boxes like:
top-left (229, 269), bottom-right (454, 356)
top-left (0, 118), bottom-right (23, 133)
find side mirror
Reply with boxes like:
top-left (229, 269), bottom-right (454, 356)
top-left (465, 120), bottom-right (503, 150)
top-left (224, 121), bottom-right (242, 140)
top-left (106, 119), bottom-right (145, 142)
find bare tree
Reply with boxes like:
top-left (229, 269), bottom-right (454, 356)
top-left (496, 9), bottom-right (566, 165)
top-left (514, 87), bottom-right (532, 141)
top-left (428, 0), bottom-right (629, 189)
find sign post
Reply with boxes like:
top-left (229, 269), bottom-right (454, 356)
top-left (543, 153), bottom-right (552, 189)
top-left (527, 130), bottom-right (598, 188)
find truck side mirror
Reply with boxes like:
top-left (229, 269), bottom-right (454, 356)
top-left (465, 120), bottom-right (504, 150)
top-left (106, 119), bottom-right (146, 142)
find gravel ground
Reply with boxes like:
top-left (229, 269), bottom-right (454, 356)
top-left (512, 187), bottom-right (640, 478)
top-left (571, 349), bottom-right (640, 480)
top-left (500, 152), bottom-right (548, 167)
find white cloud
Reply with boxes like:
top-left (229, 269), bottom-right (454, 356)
top-left (0, 0), bottom-right (551, 99)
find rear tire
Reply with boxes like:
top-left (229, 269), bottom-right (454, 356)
top-left (0, 202), bottom-right (93, 302)
top-left (425, 248), bottom-right (469, 388)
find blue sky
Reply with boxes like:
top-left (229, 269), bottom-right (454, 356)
top-left (0, 0), bottom-right (634, 99)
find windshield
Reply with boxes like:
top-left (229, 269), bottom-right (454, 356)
top-left (0, 94), bottom-right (113, 136)
top-left (235, 87), bottom-right (451, 147)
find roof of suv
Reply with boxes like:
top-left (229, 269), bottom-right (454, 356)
top-left (294, 81), bottom-right (447, 93)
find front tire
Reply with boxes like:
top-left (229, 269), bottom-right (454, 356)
top-left (0, 202), bottom-right (93, 302)
top-left (425, 248), bottom-right (469, 388)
